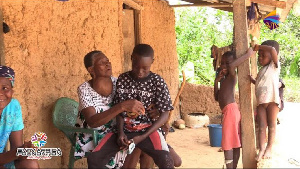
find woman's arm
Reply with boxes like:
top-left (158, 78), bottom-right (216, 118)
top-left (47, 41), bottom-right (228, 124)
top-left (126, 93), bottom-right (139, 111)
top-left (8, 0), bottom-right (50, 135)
top-left (83, 100), bottom-right (144, 128)
top-left (0, 130), bottom-right (23, 166)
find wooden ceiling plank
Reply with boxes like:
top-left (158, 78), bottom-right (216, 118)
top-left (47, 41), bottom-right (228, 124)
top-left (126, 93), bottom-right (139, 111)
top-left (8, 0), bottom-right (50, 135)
top-left (251, 0), bottom-right (286, 9)
top-left (123, 0), bottom-right (144, 10)
top-left (171, 4), bottom-right (232, 7)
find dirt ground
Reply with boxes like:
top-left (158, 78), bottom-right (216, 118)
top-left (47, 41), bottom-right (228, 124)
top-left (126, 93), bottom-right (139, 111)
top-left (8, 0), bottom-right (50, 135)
top-left (167, 102), bottom-right (300, 168)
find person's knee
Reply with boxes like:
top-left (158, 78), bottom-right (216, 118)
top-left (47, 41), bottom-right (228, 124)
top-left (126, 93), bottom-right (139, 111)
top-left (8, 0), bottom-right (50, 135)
top-left (268, 126), bottom-right (276, 132)
top-left (154, 153), bottom-right (174, 168)
top-left (259, 122), bottom-right (267, 131)
top-left (15, 159), bottom-right (39, 169)
top-left (173, 157), bottom-right (182, 167)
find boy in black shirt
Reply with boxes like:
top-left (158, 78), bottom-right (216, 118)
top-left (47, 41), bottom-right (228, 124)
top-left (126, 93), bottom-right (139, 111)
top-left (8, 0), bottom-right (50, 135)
top-left (88, 44), bottom-right (174, 168)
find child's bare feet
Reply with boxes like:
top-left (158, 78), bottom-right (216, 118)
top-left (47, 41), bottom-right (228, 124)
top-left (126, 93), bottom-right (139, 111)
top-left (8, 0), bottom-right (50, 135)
top-left (263, 147), bottom-right (272, 159)
top-left (256, 149), bottom-right (265, 162)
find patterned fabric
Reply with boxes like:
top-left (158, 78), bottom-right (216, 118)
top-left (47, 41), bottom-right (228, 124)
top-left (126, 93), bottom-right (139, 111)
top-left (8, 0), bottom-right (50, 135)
top-left (0, 65), bottom-right (15, 87)
top-left (0, 99), bottom-right (24, 153)
top-left (255, 60), bottom-right (281, 106)
top-left (74, 77), bottom-right (117, 159)
top-left (114, 71), bottom-right (174, 132)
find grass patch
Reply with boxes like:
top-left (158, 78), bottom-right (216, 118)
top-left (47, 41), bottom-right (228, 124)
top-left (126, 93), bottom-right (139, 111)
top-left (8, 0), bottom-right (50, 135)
top-left (282, 77), bottom-right (300, 103)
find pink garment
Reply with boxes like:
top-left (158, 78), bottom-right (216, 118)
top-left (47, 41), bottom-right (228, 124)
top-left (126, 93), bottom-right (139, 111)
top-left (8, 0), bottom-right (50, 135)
top-left (222, 102), bottom-right (241, 151)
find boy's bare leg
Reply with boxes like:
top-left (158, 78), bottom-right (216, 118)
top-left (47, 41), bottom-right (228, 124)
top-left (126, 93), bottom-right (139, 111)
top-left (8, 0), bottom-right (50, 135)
top-left (139, 152), bottom-right (154, 169)
top-left (256, 104), bottom-right (268, 161)
top-left (224, 150), bottom-right (233, 169)
top-left (233, 148), bottom-right (240, 168)
top-left (264, 102), bottom-right (279, 159)
top-left (123, 148), bottom-right (154, 169)
top-left (169, 147), bottom-right (182, 167)
top-left (123, 148), bottom-right (142, 169)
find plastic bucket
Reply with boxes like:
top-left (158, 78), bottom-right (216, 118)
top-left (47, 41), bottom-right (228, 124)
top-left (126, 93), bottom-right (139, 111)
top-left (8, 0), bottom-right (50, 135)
top-left (208, 124), bottom-right (222, 147)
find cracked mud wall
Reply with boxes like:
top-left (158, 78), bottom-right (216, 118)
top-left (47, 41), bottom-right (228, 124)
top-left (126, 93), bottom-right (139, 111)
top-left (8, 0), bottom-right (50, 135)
top-left (180, 83), bottom-right (239, 124)
top-left (2, 0), bottom-right (178, 168)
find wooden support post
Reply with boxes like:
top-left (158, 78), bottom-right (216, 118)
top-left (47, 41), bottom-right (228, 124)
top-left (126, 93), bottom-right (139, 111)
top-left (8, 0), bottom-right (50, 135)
top-left (0, 0), bottom-right (5, 65)
top-left (233, 0), bottom-right (257, 168)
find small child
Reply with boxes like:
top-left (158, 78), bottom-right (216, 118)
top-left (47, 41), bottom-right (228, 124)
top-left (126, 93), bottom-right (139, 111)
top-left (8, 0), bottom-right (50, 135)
top-left (214, 48), bottom-right (255, 169)
top-left (87, 44), bottom-right (175, 168)
top-left (0, 66), bottom-right (39, 169)
top-left (250, 40), bottom-right (281, 161)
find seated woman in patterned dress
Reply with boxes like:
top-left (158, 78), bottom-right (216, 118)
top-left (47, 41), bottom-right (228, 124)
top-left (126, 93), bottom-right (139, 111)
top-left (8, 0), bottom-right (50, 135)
top-left (74, 51), bottom-right (145, 168)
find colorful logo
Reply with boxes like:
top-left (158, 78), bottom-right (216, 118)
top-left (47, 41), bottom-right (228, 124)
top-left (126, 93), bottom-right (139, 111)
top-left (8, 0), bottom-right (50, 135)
top-left (31, 132), bottom-right (47, 148)
top-left (17, 132), bottom-right (62, 160)
top-left (263, 10), bottom-right (281, 30)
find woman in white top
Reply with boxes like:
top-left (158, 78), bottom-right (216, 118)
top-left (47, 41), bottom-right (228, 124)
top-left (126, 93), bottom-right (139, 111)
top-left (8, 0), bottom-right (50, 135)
top-left (74, 50), bottom-right (145, 168)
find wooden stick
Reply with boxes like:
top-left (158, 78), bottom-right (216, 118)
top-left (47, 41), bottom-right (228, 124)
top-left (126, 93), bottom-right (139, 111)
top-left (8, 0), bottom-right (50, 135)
top-left (167, 70), bottom-right (186, 124)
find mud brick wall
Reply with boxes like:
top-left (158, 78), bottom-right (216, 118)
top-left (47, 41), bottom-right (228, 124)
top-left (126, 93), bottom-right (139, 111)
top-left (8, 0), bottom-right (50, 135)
top-left (2, 0), bottom-right (179, 167)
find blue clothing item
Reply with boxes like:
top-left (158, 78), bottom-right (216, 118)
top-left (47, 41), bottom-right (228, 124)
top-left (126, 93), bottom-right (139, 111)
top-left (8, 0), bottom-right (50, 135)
top-left (0, 98), bottom-right (24, 153)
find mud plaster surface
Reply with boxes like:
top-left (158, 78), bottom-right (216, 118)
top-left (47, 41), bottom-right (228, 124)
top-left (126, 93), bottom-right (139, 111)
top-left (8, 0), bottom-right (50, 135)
top-left (2, 0), bottom-right (179, 168)
top-left (180, 83), bottom-right (239, 124)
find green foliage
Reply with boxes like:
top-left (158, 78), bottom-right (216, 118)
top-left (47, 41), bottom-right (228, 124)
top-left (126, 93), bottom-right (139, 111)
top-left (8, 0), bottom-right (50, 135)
top-left (283, 77), bottom-right (300, 102)
top-left (175, 7), bottom-right (233, 85)
top-left (175, 7), bottom-right (300, 79)
top-left (260, 10), bottom-right (300, 77)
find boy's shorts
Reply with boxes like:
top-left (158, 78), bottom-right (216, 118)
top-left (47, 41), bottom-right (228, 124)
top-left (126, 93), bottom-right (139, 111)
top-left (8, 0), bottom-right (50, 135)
top-left (222, 102), bottom-right (241, 151)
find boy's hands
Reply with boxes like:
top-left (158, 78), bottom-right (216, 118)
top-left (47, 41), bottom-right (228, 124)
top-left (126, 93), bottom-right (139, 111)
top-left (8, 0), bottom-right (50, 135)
top-left (215, 69), bottom-right (225, 82)
top-left (117, 132), bottom-right (129, 150)
top-left (121, 99), bottom-right (145, 116)
top-left (249, 75), bottom-right (256, 84)
top-left (132, 135), bottom-right (146, 145)
top-left (253, 44), bottom-right (260, 51)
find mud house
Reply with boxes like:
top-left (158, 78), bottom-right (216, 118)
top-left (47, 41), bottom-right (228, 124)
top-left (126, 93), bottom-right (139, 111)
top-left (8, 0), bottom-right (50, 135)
top-left (1, 0), bottom-right (299, 168)
top-left (0, 0), bottom-right (179, 168)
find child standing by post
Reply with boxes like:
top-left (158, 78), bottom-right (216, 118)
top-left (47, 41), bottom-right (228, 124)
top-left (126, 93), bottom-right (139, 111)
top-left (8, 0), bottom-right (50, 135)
top-left (214, 48), bottom-right (255, 169)
top-left (250, 40), bottom-right (280, 161)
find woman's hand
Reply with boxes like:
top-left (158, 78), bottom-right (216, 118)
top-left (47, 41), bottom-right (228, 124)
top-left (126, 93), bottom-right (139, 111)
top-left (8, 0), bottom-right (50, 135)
top-left (147, 104), bottom-right (160, 121)
top-left (121, 99), bottom-right (145, 115)
top-left (117, 132), bottom-right (129, 150)
top-left (17, 141), bottom-right (34, 160)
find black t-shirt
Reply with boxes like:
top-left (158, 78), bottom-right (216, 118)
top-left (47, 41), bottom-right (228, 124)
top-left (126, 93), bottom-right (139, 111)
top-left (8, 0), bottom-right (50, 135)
top-left (114, 71), bottom-right (174, 132)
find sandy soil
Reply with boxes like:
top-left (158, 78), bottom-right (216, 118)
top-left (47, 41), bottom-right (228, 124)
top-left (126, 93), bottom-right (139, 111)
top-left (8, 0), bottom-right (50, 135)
top-left (167, 102), bottom-right (300, 168)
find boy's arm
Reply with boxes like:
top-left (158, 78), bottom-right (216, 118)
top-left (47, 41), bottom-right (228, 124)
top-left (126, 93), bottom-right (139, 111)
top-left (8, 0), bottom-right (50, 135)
top-left (228, 47), bottom-right (255, 76)
top-left (214, 69), bottom-right (224, 101)
top-left (255, 44), bottom-right (278, 67)
top-left (116, 114), bottom-right (129, 149)
top-left (132, 111), bottom-right (169, 145)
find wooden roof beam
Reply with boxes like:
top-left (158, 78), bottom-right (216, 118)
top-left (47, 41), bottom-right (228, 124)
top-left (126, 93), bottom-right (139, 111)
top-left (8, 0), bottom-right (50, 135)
top-left (251, 0), bottom-right (286, 9)
top-left (123, 0), bottom-right (144, 10)
top-left (170, 2), bottom-right (232, 7)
